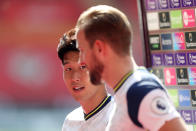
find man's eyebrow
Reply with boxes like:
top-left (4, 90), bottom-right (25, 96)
top-left (63, 61), bottom-right (69, 65)
top-left (80, 62), bottom-right (86, 65)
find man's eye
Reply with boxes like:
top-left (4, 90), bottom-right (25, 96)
top-left (65, 68), bottom-right (72, 72)
top-left (80, 65), bottom-right (86, 70)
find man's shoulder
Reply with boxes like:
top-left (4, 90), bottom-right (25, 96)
top-left (128, 68), bottom-right (164, 92)
top-left (66, 106), bottom-right (84, 121)
top-left (125, 70), bottom-right (169, 128)
top-left (126, 74), bottom-right (165, 103)
top-left (115, 68), bottom-right (164, 98)
top-left (62, 107), bottom-right (84, 131)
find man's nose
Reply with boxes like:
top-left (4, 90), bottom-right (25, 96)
top-left (72, 72), bottom-right (80, 82)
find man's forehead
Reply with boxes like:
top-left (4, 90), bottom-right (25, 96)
top-left (76, 30), bottom-right (84, 48)
top-left (63, 51), bottom-right (79, 62)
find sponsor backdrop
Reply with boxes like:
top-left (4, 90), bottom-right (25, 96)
top-left (0, 1), bottom-right (143, 130)
top-left (140, 0), bottom-right (196, 129)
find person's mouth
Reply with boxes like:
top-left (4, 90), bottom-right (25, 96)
top-left (72, 86), bottom-right (85, 91)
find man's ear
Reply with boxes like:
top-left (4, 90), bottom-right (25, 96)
top-left (93, 40), bottom-right (106, 58)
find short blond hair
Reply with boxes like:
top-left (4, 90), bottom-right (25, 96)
top-left (76, 5), bottom-right (132, 56)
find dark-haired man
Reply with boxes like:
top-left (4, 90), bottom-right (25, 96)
top-left (57, 29), bottom-right (114, 131)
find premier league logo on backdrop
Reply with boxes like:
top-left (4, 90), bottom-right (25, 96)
top-left (176, 68), bottom-right (189, 85)
top-left (185, 32), bottom-right (196, 49)
top-left (159, 12), bottom-right (170, 29)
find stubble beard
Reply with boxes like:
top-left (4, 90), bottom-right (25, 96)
top-left (89, 54), bottom-right (104, 85)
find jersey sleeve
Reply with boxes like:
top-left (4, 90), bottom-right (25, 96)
top-left (126, 79), bottom-right (180, 131)
top-left (62, 119), bottom-right (68, 131)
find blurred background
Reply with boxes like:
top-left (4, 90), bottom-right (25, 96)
top-left (0, 0), bottom-right (144, 130)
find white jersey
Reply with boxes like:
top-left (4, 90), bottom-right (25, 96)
top-left (106, 68), bottom-right (180, 131)
top-left (62, 95), bottom-right (114, 131)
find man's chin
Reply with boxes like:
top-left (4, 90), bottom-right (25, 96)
top-left (90, 72), bottom-right (102, 85)
top-left (90, 76), bottom-right (102, 85)
top-left (89, 54), bottom-right (104, 85)
top-left (91, 79), bottom-right (102, 85)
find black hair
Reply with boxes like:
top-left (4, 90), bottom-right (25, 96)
top-left (57, 34), bottom-right (79, 64)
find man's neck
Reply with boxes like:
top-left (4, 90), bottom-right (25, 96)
top-left (104, 56), bottom-right (138, 90)
top-left (80, 88), bottom-right (107, 115)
